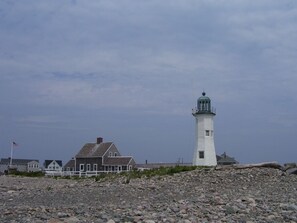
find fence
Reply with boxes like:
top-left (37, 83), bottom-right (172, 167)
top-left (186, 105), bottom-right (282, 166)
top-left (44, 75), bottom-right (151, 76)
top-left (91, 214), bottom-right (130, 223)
top-left (45, 170), bottom-right (129, 177)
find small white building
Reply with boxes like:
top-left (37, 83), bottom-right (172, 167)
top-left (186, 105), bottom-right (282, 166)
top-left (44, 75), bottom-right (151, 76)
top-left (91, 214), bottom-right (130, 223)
top-left (27, 160), bottom-right (41, 172)
top-left (192, 92), bottom-right (217, 166)
top-left (44, 160), bottom-right (63, 172)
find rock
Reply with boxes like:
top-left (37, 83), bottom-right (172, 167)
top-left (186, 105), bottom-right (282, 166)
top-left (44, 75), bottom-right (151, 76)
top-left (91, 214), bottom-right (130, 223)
top-left (284, 163), bottom-right (297, 170)
top-left (287, 204), bottom-right (297, 211)
top-left (48, 219), bottom-right (63, 223)
top-left (225, 206), bottom-right (236, 214)
top-left (216, 162), bottom-right (284, 171)
top-left (64, 216), bottom-right (80, 223)
top-left (287, 167), bottom-right (297, 175)
top-left (280, 203), bottom-right (297, 211)
top-left (267, 215), bottom-right (276, 220)
top-left (57, 212), bottom-right (69, 218)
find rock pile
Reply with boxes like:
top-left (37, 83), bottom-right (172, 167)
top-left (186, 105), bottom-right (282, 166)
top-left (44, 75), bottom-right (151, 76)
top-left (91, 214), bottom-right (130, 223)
top-left (0, 167), bottom-right (296, 222)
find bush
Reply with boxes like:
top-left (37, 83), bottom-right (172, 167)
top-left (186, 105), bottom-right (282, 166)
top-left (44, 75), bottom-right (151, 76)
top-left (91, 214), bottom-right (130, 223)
top-left (121, 165), bottom-right (204, 180)
top-left (10, 171), bottom-right (45, 177)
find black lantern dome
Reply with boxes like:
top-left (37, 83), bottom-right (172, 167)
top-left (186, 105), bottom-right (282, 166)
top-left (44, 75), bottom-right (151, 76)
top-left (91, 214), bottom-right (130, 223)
top-left (194, 92), bottom-right (215, 115)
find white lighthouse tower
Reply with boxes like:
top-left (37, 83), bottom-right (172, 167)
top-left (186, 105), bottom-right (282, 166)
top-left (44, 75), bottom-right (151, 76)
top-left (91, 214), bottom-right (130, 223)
top-left (192, 92), bottom-right (217, 166)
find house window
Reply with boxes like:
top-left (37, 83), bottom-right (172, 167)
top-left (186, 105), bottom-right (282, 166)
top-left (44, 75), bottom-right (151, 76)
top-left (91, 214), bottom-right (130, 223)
top-left (66, 167), bottom-right (70, 171)
top-left (199, 151), bottom-right (204, 159)
top-left (109, 152), bottom-right (112, 157)
top-left (211, 130), bottom-right (214, 136)
top-left (114, 152), bottom-right (117, 157)
top-left (205, 130), bottom-right (210, 136)
top-left (118, 166), bottom-right (122, 172)
top-left (93, 164), bottom-right (97, 171)
top-left (79, 164), bottom-right (84, 171)
top-left (129, 165), bottom-right (132, 171)
top-left (86, 164), bottom-right (91, 171)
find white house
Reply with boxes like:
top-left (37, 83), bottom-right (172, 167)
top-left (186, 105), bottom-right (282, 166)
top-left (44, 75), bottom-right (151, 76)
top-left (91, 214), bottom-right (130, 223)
top-left (44, 160), bottom-right (63, 172)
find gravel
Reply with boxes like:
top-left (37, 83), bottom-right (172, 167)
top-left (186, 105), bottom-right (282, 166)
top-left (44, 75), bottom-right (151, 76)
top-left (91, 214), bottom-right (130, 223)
top-left (0, 167), bottom-right (296, 222)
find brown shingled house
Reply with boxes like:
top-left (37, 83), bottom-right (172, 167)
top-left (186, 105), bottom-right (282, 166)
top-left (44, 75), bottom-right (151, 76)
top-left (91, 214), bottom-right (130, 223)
top-left (64, 137), bottom-right (135, 173)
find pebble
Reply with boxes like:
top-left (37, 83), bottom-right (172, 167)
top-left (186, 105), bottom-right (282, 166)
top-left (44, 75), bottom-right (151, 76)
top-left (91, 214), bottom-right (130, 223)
top-left (0, 167), bottom-right (296, 222)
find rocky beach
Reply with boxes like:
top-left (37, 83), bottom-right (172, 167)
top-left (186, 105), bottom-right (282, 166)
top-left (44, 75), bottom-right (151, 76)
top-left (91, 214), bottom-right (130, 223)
top-left (1, 167), bottom-right (296, 223)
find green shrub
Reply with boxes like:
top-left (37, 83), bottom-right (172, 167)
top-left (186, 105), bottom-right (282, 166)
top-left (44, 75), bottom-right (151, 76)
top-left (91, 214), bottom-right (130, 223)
top-left (120, 165), bottom-right (205, 180)
top-left (10, 171), bottom-right (45, 177)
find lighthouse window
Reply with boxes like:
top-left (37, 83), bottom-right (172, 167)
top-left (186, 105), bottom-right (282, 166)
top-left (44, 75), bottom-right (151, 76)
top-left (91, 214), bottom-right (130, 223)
top-left (199, 151), bottom-right (204, 159)
top-left (205, 130), bottom-right (210, 136)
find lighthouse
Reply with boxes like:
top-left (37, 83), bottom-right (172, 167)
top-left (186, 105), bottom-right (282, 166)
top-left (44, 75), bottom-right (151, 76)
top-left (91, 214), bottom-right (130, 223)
top-left (192, 92), bottom-right (217, 166)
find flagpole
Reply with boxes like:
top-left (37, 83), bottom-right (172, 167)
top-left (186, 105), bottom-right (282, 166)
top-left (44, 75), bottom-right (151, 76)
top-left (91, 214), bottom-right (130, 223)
top-left (10, 142), bottom-right (13, 166)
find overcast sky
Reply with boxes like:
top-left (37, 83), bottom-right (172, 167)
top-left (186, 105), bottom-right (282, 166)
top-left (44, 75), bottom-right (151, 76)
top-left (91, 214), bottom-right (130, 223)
top-left (1, 0), bottom-right (296, 165)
